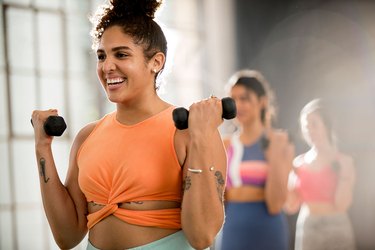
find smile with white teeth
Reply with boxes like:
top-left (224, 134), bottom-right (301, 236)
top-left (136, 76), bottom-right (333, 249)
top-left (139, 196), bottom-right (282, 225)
top-left (107, 78), bottom-right (125, 85)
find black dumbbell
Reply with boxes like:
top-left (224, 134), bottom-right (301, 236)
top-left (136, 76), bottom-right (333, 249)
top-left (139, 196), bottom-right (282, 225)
top-left (30, 116), bottom-right (67, 136)
top-left (172, 97), bottom-right (237, 130)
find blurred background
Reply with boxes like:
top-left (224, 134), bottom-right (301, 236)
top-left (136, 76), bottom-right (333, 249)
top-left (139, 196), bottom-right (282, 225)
top-left (0, 0), bottom-right (374, 249)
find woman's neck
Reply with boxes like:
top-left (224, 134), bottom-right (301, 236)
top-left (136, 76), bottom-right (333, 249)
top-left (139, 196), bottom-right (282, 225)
top-left (308, 143), bottom-right (337, 163)
top-left (239, 120), bottom-right (264, 145)
top-left (115, 95), bottom-right (169, 125)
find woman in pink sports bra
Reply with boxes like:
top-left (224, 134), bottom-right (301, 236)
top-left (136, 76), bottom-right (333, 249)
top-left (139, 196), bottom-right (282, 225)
top-left (30, 0), bottom-right (227, 249)
top-left (285, 99), bottom-right (357, 250)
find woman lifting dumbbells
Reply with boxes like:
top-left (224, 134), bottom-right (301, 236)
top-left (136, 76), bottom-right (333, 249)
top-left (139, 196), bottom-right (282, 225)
top-left (30, 0), bottom-right (235, 249)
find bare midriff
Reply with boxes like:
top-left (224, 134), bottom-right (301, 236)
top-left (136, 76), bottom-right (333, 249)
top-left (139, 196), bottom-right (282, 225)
top-left (303, 202), bottom-right (339, 215)
top-left (225, 186), bottom-right (265, 202)
top-left (88, 200), bottom-right (181, 249)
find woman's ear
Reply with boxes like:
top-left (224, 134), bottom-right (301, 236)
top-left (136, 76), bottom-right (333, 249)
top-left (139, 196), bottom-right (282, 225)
top-left (259, 96), bottom-right (271, 127)
top-left (150, 52), bottom-right (165, 73)
top-left (259, 96), bottom-right (268, 109)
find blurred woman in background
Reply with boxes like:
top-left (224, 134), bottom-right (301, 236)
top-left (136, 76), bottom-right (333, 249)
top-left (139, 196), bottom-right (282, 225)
top-left (219, 69), bottom-right (294, 250)
top-left (285, 98), bottom-right (356, 250)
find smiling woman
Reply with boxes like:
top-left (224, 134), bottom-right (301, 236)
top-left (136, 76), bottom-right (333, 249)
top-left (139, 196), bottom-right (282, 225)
top-left (30, 0), bottom-right (227, 249)
top-left (94, 25), bottom-right (165, 108)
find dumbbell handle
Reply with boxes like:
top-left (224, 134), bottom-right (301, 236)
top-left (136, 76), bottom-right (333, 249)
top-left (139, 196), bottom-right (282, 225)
top-left (173, 97), bottom-right (237, 130)
top-left (30, 116), bottom-right (67, 136)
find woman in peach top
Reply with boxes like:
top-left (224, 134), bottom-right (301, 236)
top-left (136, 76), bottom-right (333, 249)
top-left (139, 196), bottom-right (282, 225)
top-left (31, 0), bottom-right (227, 249)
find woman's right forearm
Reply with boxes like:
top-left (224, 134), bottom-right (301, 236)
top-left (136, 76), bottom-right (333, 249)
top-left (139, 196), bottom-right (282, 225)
top-left (265, 164), bottom-right (289, 214)
top-left (35, 145), bottom-right (87, 247)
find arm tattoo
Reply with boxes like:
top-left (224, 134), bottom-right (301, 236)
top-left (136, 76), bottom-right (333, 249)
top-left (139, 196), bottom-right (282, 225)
top-left (214, 171), bottom-right (225, 204)
top-left (39, 158), bottom-right (50, 183)
top-left (182, 176), bottom-right (192, 192)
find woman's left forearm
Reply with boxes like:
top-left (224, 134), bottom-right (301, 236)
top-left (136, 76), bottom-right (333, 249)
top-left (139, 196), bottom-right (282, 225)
top-left (334, 171), bottom-right (355, 211)
top-left (181, 131), bottom-right (227, 249)
top-left (334, 157), bottom-right (356, 211)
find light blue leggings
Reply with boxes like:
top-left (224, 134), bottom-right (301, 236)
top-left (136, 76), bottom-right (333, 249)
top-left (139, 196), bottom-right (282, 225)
top-left (87, 230), bottom-right (199, 250)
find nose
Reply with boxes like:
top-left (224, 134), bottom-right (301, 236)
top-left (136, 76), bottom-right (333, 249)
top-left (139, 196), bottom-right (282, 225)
top-left (102, 58), bottom-right (116, 73)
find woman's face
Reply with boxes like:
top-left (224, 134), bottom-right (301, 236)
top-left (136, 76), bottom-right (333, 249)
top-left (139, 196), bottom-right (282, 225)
top-left (230, 84), bottom-right (264, 125)
top-left (96, 25), bottom-right (155, 104)
top-left (300, 111), bottom-right (330, 147)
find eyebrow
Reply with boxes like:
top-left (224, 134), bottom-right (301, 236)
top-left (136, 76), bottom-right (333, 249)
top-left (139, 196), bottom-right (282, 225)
top-left (97, 46), bottom-right (132, 54)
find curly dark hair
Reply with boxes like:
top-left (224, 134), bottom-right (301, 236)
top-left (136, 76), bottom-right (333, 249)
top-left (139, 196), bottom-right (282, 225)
top-left (90, 0), bottom-right (167, 64)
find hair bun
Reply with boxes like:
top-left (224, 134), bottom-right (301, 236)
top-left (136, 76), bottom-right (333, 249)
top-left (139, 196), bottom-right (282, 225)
top-left (110, 0), bottom-right (162, 19)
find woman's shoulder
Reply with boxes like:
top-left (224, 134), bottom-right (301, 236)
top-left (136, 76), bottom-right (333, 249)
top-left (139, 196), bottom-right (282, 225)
top-left (336, 151), bottom-right (355, 172)
top-left (336, 152), bottom-right (354, 164)
top-left (73, 113), bottom-right (112, 150)
top-left (72, 119), bottom-right (102, 153)
top-left (68, 120), bottom-right (101, 167)
top-left (78, 121), bottom-right (99, 139)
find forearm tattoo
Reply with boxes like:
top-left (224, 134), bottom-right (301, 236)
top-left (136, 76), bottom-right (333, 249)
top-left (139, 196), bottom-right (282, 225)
top-left (39, 158), bottom-right (50, 183)
top-left (182, 176), bottom-right (192, 192)
top-left (215, 171), bottom-right (225, 204)
top-left (181, 170), bottom-right (225, 204)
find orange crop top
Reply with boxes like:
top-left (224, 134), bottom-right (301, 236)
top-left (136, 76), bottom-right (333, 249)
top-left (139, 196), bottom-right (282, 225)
top-left (77, 107), bottom-right (182, 229)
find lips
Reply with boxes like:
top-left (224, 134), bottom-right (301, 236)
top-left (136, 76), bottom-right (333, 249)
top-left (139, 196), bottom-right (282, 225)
top-left (107, 77), bottom-right (125, 85)
top-left (105, 77), bottom-right (127, 92)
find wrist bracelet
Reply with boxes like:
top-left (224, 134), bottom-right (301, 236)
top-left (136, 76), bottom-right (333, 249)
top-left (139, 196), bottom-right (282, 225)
top-left (187, 168), bottom-right (203, 174)
top-left (187, 166), bottom-right (215, 174)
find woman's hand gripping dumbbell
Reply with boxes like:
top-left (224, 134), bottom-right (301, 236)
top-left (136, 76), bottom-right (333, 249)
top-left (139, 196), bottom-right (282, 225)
top-left (172, 97), bottom-right (237, 130)
top-left (31, 110), bottom-right (67, 136)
